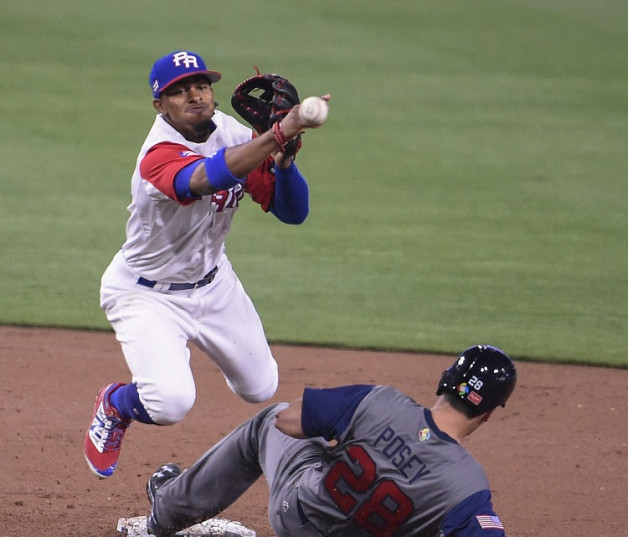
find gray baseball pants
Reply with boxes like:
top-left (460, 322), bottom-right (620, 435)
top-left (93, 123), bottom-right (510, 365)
top-left (151, 403), bottom-right (328, 537)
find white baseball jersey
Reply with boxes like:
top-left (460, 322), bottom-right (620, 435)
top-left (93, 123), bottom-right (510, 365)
top-left (122, 111), bottom-right (252, 282)
top-left (98, 110), bottom-right (298, 424)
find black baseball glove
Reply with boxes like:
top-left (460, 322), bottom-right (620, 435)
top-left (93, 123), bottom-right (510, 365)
top-left (231, 72), bottom-right (302, 157)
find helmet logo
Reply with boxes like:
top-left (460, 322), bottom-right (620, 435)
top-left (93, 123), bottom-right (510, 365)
top-left (467, 391), bottom-right (483, 406)
top-left (456, 383), bottom-right (470, 396)
top-left (459, 376), bottom-right (484, 406)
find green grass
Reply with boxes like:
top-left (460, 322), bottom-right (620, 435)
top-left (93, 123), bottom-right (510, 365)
top-left (1, 0), bottom-right (626, 366)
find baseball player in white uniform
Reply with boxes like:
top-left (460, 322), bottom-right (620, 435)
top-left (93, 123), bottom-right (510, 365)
top-left (145, 345), bottom-right (517, 537)
top-left (83, 50), bottom-right (328, 479)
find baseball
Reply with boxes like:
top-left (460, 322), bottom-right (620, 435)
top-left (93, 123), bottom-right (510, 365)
top-left (299, 96), bottom-right (329, 126)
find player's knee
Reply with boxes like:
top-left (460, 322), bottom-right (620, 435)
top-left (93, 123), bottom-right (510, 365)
top-left (230, 373), bottom-right (278, 404)
top-left (146, 390), bottom-right (196, 425)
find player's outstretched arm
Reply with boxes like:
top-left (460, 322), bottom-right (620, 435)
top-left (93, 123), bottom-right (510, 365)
top-left (187, 107), bottom-right (310, 196)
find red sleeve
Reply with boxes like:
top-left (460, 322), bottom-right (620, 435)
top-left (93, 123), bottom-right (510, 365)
top-left (139, 142), bottom-right (204, 201)
top-left (245, 156), bottom-right (276, 211)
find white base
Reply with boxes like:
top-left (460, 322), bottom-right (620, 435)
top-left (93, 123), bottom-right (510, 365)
top-left (117, 516), bottom-right (257, 537)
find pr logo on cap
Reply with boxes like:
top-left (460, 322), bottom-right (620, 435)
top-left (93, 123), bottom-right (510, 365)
top-left (171, 51), bottom-right (199, 69)
top-left (149, 50), bottom-right (222, 98)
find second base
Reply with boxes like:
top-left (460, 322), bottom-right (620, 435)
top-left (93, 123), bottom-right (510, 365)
top-left (117, 516), bottom-right (257, 537)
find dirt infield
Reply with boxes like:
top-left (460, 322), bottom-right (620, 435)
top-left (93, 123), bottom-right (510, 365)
top-left (1, 326), bottom-right (626, 537)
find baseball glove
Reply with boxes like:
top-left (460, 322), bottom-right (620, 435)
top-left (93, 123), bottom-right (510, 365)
top-left (231, 72), bottom-right (302, 157)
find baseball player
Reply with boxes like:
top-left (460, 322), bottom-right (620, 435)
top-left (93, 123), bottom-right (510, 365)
top-left (83, 50), bottom-right (329, 479)
top-left (145, 345), bottom-right (517, 537)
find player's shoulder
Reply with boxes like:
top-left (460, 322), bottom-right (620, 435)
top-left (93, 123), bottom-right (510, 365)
top-left (352, 385), bottom-right (424, 429)
top-left (367, 385), bottom-right (421, 408)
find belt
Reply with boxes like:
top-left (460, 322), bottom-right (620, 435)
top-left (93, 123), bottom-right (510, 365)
top-left (137, 266), bottom-right (219, 291)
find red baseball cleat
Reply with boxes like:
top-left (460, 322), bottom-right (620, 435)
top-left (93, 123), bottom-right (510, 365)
top-left (83, 383), bottom-right (131, 478)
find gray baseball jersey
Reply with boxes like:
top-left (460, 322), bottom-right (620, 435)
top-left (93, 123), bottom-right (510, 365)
top-left (150, 385), bottom-right (506, 537)
top-left (296, 386), bottom-right (494, 537)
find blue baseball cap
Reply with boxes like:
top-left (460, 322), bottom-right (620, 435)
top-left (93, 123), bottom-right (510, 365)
top-left (149, 50), bottom-right (222, 98)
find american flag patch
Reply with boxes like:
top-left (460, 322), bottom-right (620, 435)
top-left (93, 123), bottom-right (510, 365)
top-left (476, 515), bottom-right (504, 530)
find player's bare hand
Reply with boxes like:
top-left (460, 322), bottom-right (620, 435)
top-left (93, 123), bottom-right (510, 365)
top-left (279, 107), bottom-right (306, 139)
top-left (280, 94), bottom-right (331, 137)
top-left (275, 399), bottom-right (306, 438)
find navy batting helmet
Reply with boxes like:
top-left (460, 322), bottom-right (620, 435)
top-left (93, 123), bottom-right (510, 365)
top-left (436, 345), bottom-right (517, 416)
